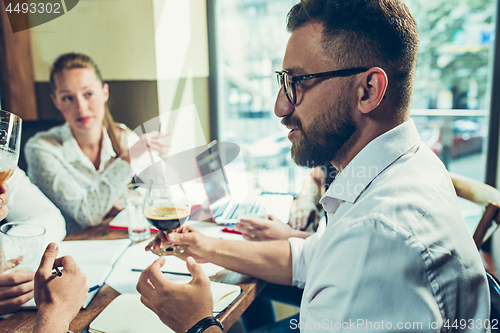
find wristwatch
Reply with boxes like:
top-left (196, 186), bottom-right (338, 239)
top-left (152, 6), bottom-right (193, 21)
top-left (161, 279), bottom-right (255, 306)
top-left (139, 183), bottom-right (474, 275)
top-left (186, 316), bottom-right (224, 333)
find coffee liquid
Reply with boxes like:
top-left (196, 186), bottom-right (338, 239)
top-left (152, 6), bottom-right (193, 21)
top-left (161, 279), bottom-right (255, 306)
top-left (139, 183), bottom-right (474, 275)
top-left (144, 206), bottom-right (189, 231)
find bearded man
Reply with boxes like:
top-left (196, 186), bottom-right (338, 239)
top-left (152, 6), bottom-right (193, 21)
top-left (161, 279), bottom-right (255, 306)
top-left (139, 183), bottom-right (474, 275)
top-left (139, 0), bottom-right (490, 332)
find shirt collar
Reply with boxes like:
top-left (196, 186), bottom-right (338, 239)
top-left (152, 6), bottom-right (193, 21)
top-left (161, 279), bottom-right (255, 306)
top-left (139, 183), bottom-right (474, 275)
top-left (61, 123), bottom-right (80, 163)
top-left (320, 119), bottom-right (421, 207)
top-left (61, 123), bottom-right (117, 166)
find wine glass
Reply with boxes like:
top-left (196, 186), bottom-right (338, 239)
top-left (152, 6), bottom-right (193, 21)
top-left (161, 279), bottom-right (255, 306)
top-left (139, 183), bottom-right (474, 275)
top-left (144, 180), bottom-right (190, 255)
top-left (0, 110), bottom-right (21, 182)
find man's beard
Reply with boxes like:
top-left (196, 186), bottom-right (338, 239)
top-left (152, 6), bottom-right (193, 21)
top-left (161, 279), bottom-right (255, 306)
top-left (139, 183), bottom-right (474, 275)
top-left (282, 97), bottom-right (357, 168)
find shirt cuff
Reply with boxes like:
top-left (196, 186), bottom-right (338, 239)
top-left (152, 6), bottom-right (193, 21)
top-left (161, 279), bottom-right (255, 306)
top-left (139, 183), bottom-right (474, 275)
top-left (288, 236), bottom-right (307, 288)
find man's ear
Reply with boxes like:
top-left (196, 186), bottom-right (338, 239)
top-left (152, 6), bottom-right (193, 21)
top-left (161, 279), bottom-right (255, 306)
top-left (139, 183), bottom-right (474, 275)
top-left (356, 67), bottom-right (388, 114)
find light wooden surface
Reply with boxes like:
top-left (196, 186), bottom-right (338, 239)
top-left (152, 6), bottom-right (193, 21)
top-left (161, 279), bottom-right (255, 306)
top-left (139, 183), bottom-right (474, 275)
top-left (0, 219), bottom-right (266, 333)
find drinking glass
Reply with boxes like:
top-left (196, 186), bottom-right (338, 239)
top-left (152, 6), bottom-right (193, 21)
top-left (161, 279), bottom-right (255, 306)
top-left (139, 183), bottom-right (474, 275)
top-left (123, 184), bottom-right (150, 242)
top-left (0, 222), bottom-right (46, 273)
top-left (144, 180), bottom-right (190, 255)
top-left (0, 110), bottom-right (21, 182)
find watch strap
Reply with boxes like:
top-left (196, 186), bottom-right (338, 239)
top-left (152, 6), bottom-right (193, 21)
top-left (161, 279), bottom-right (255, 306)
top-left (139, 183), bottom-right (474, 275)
top-left (186, 316), bottom-right (223, 333)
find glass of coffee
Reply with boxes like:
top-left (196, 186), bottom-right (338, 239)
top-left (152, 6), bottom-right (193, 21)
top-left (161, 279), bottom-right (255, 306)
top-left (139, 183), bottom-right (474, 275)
top-left (144, 180), bottom-right (190, 256)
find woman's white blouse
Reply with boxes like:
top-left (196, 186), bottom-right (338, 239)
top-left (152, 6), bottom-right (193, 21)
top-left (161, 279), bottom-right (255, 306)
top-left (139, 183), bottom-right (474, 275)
top-left (25, 123), bottom-right (134, 234)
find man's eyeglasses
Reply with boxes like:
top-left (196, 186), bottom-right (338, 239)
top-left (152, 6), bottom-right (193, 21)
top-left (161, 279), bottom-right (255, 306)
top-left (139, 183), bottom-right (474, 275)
top-left (275, 67), bottom-right (369, 105)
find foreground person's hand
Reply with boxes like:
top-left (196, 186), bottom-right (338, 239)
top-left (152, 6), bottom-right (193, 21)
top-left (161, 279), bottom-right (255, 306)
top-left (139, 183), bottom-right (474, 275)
top-left (33, 243), bottom-right (88, 333)
top-left (137, 256), bottom-right (216, 333)
top-left (0, 269), bottom-right (34, 315)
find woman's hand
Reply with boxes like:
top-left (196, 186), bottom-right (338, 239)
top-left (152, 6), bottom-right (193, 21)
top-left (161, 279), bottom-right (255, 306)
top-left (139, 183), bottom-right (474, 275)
top-left (288, 199), bottom-right (319, 231)
top-left (236, 215), bottom-right (296, 241)
top-left (120, 131), bottom-right (172, 163)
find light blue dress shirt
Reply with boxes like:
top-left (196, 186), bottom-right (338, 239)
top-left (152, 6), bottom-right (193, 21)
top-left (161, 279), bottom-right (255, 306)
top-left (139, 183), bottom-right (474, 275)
top-left (289, 120), bottom-right (489, 332)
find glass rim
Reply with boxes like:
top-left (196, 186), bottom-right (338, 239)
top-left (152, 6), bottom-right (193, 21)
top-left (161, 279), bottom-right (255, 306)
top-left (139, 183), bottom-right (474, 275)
top-left (0, 222), bottom-right (46, 238)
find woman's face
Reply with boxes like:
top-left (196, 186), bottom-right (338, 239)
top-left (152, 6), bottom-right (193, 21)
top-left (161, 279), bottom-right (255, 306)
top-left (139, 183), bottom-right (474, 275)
top-left (51, 68), bottom-right (109, 133)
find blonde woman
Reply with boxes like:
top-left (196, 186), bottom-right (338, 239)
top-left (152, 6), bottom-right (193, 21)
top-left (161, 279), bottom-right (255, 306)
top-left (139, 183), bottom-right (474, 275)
top-left (25, 53), bottom-right (168, 234)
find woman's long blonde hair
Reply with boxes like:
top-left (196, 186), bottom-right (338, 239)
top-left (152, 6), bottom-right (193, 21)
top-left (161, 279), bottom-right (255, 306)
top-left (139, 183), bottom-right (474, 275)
top-left (50, 52), bottom-right (125, 156)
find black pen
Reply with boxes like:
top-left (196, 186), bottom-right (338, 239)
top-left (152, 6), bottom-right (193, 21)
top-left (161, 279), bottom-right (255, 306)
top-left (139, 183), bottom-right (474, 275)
top-left (131, 268), bottom-right (191, 276)
top-left (53, 266), bottom-right (62, 277)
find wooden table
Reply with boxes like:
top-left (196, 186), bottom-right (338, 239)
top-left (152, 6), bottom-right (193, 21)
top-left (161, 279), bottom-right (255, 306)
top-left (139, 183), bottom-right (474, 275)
top-left (0, 221), bottom-right (267, 333)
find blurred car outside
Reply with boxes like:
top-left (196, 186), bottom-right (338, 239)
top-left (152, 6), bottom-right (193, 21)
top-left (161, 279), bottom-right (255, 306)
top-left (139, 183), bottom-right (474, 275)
top-left (419, 119), bottom-right (486, 159)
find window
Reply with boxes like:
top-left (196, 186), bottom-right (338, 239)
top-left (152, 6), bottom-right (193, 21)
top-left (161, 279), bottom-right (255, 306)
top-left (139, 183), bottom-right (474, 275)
top-left (209, 0), bottom-right (499, 196)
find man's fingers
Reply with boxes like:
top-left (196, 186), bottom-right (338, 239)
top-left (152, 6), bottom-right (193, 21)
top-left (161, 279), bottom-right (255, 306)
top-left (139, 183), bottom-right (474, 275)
top-left (140, 294), bottom-right (160, 315)
top-left (53, 255), bottom-right (80, 274)
top-left (0, 193), bottom-right (8, 207)
top-left (36, 243), bottom-right (59, 278)
top-left (137, 266), bottom-right (156, 299)
top-left (0, 271), bottom-right (34, 286)
top-left (146, 232), bottom-right (168, 252)
top-left (0, 182), bottom-right (9, 194)
top-left (186, 257), bottom-right (209, 287)
top-left (0, 206), bottom-right (8, 222)
top-left (0, 279), bottom-right (34, 298)
top-left (0, 290), bottom-right (34, 311)
top-left (186, 257), bottom-right (205, 279)
top-left (144, 257), bottom-right (168, 288)
top-left (167, 231), bottom-right (192, 245)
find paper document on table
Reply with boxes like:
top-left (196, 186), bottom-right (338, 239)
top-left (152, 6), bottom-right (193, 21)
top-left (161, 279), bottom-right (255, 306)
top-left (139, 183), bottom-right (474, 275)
top-left (89, 293), bottom-right (173, 333)
top-left (89, 283), bottom-right (241, 333)
top-left (22, 238), bottom-right (132, 309)
top-left (118, 240), bottom-right (224, 277)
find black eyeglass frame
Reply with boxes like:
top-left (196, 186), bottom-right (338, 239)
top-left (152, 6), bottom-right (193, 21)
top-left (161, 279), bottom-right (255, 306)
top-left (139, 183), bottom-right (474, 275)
top-left (275, 67), bottom-right (369, 105)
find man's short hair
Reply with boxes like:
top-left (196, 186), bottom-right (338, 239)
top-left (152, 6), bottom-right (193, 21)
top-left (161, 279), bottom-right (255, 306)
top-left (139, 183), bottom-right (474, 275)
top-left (287, 0), bottom-right (419, 117)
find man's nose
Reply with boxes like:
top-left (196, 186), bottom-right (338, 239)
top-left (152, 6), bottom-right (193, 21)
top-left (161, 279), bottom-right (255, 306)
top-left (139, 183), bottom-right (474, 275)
top-left (274, 86), bottom-right (294, 118)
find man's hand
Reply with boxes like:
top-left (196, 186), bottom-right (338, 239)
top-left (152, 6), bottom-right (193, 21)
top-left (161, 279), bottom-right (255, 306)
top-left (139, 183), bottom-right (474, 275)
top-left (0, 182), bottom-right (9, 221)
top-left (236, 215), bottom-right (300, 241)
top-left (33, 243), bottom-right (88, 333)
top-left (0, 270), bottom-right (34, 315)
top-left (137, 256), bottom-right (214, 333)
top-left (288, 199), bottom-right (319, 230)
top-left (145, 225), bottom-right (214, 263)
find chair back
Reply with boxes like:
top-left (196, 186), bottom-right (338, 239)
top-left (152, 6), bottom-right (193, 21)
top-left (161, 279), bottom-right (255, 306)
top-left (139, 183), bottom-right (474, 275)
top-left (450, 172), bottom-right (500, 249)
top-left (19, 119), bottom-right (64, 173)
top-left (450, 172), bottom-right (500, 320)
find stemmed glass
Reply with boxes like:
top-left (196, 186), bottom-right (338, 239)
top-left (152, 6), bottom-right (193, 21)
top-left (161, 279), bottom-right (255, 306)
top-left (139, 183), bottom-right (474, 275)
top-left (0, 110), bottom-right (22, 274)
top-left (0, 110), bottom-right (21, 182)
top-left (144, 180), bottom-right (190, 255)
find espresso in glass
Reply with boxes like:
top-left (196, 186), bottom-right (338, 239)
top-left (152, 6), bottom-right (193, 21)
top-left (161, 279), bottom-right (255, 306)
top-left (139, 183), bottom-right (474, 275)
top-left (144, 206), bottom-right (189, 230)
top-left (144, 181), bottom-right (190, 256)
